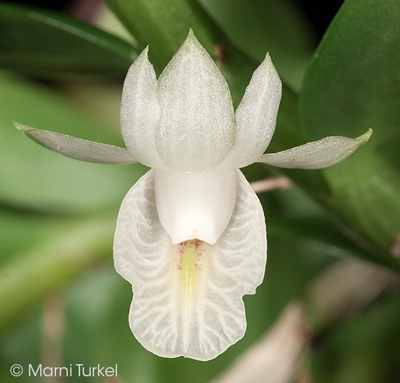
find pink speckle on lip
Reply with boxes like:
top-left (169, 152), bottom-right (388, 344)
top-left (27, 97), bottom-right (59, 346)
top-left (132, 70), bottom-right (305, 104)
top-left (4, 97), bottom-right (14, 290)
top-left (175, 239), bottom-right (206, 272)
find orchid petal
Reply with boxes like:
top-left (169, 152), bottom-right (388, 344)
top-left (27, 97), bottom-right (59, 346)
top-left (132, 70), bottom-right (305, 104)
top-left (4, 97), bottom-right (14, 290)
top-left (113, 169), bottom-right (266, 361)
top-left (120, 47), bottom-right (163, 168)
top-left (154, 169), bottom-right (237, 245)
top-left (222, 54), bottom-right (282, 168)
top-left (258, 129), bottom-right (372, 169)
top-left (14, 122), bottom-right (136, 164)
top-left (156, 30), bottom-right (235, 171)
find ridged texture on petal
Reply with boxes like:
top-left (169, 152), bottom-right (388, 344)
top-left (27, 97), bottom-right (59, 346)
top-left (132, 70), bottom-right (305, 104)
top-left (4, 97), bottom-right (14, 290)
top-left (154, 169), bottom-right (237, 245)
top-left (113, 169), bottom-right (266, 361)
top-left (14, 122), bottom-right (136, 164)
top-left (120, 47), bottom-right (164, 168)
top-left (259, 129), bottom-right (372, 169)
top-left (155, 31), bottom-right (235, 171)
top-left (222, 54), bottom-right (282, 169)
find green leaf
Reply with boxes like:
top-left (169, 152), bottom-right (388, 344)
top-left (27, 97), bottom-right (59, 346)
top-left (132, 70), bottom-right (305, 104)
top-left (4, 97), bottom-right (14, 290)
top-left (0, 3), bottom-right (137, 77)
top-left (198, 0), bottom-right (316, 90)
top-left (300, 0), bottom-right (400, 268)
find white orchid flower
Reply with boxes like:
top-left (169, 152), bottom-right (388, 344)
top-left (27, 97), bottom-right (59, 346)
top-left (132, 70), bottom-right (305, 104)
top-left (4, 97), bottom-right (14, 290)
top-left (15, 30), bottom-right (371, 361)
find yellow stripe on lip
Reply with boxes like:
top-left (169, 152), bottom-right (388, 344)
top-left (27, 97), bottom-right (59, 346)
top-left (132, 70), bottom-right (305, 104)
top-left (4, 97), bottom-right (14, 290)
top-left (173, 239), bottom-right (209, 300)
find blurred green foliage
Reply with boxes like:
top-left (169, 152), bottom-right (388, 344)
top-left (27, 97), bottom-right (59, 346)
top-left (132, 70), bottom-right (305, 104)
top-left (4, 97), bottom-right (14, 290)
top-left (0, 3), bottom-right (137, 76)
top-left (300, 0), bottom-right (400, 268)
top-left (0, 0), bottom-right (399, 382)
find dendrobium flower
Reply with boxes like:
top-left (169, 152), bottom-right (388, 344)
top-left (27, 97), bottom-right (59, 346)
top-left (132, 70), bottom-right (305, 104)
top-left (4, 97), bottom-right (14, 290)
top-left (15, 30), bottom-right (371, 361)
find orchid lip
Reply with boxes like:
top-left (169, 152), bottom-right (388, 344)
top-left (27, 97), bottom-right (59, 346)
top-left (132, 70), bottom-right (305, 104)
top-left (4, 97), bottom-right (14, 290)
top-left (113, 169), bottom-right (267, 361)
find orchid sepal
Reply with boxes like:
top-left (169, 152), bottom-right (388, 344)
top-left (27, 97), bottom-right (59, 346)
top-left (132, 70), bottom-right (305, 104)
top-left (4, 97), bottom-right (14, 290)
top-left (13, 121), bottom-right (136, 165)
top-left (258, 128), bottom-right (372, 169)
top-left (155, 29), bottom-right (235, 172)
